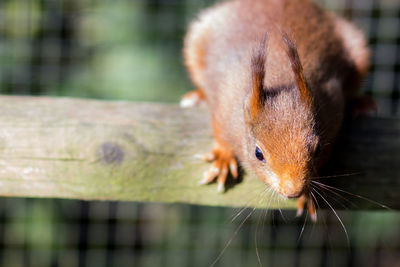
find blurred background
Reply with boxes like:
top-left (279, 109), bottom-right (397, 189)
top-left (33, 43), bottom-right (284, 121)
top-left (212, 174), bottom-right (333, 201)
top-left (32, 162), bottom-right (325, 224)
top-left (0, 0), bottom-right (399, 266)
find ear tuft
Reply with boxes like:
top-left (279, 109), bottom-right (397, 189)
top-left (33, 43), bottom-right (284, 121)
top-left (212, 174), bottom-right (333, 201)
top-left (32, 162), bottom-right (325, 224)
top-left (281, 31), bottom-right (312, 106)
top-left (250, 34), bottom-right (268, 120)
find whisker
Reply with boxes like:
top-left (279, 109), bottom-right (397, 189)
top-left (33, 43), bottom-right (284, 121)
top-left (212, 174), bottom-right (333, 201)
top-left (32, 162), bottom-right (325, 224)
top-left (262, 187), bottom-right (275, 208)
top-left (231, 187), bottom-right (270, 222)
top-left (210, 206), bottom-right (257, 267)
top-left (275, 191), bottom-right (287, 222)
top-left (231, 206), bottom-right (250, 223)
top-left (254, 186), bottom-right (275, 267)
top-left (312, 180), bottom-right (390, 210)
top-left (312, 183), bottom-right (351, 209)
top-left (297, 209), bottom-right (308, 243)
top-left (313, 188), bottom-right (350, 246)
top-left (310, 190), bottom-right (319, 210)
top-left (309, 190), bottom-right (319, 235)
top-left (218, 186), bottom-right (273, 267)
top-left (312, 181), bottom-right (358, 209)
top-left (213, 186), bottom-right (271, 267)
top-left (260, 207), bottom-right (269, 264)
top-left (255, 209), bottom-right (263, 267)
top-left (262, 186), bottom-right (274, 205)
top-left (311, 172), bottom-right (361, 179)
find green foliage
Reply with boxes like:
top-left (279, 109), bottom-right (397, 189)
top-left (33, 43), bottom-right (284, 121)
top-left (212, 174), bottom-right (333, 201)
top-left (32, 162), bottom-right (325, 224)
top-left (0, 0), bottom-right (199, 101)
top-left (1, 0), bottom-right (42, 38)
top-left (61, 1), bottom-right (191, 102)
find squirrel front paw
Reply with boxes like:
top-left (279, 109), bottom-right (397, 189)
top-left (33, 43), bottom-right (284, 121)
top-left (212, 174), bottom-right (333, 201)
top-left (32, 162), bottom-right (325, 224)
top-left (296, 194), bottom-right (317, 222)
top-left (197, 142), bottom-right (238, 193)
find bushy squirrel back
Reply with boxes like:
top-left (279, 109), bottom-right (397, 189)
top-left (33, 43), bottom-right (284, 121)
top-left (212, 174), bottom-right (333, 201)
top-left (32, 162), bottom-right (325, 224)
top-left (180, 0), bottom-right (370, 220)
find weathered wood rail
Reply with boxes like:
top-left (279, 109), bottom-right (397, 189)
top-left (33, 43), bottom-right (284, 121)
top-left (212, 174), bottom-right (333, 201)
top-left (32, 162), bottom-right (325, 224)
top-left (0, 95), bottom-right (398, 209)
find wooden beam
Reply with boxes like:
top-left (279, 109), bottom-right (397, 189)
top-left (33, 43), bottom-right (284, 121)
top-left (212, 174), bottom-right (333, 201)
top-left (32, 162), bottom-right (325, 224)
top-left (0, 95), bottom-right (397, 210)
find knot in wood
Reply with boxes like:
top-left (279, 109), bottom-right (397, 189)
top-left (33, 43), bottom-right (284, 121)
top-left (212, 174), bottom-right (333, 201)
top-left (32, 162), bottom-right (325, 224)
top-left (99, 142), bottom-right (124, 164)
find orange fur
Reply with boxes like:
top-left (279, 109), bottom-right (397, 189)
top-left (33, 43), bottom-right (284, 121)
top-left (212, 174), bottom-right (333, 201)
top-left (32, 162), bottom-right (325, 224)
top-left (281, 31), bottom-right (313, 107)
top-left (183, 0), bottom-right (370, 198)
top-left (183, 18), bottom-right (210, 92)
top-left (249, 35), bottom-right (267, 120)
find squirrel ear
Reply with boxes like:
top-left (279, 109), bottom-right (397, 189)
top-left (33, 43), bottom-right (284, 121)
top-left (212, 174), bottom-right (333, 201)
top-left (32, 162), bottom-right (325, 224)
top-left (249, 34), bottom-right (268, 120)
top-left (281, 31), bottom-right (312, 106)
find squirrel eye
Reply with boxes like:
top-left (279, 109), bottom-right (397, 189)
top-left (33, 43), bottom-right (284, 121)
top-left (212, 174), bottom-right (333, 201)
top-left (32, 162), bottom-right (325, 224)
top-left (255, 146), bottom-right (265, 162)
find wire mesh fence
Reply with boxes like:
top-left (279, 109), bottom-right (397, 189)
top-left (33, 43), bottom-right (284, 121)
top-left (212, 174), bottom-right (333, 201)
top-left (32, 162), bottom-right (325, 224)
top-left (0, 0), bottom-right (399, 105)
top-left (0, 0), bottom-right (399, 266)
top-left (0, 199), bottom-right (398, 267)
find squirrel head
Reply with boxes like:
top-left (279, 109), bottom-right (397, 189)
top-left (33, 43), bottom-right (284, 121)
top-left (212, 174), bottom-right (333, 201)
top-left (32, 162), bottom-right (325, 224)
top-left (244, 32), bottom-right (321, 198)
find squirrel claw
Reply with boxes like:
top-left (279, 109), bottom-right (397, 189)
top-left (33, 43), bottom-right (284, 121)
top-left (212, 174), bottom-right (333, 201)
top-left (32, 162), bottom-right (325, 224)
top-left (199, 166), bottom-right (219, 185)
top-left (229, 158), bottom-right (238, 178)
top-left (201, 152), bottom-right (216, 162)
top-left (296, 207), bottom-right (304, 217)
top-left (309, 210), bottom-right (317, 223)
top-left (296, 195), bottom-right (306, 217)
top-left (217, 182), bottom-right (225, 193)
top-left (296, 194), bottom-right (317, 222)
top-left (197, 142), bottom-right (238, 191)
top-left (308, 200), bottom-right (317, 222)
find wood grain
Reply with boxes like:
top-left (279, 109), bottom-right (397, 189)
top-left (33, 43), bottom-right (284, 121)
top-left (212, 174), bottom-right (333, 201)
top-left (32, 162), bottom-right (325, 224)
top-left (0, 95), bottom-right (397, 210)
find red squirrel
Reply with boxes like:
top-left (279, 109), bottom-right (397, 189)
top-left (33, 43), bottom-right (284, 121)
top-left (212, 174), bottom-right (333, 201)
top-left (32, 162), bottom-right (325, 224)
top-left (180, 0), bottom-right (370, 220)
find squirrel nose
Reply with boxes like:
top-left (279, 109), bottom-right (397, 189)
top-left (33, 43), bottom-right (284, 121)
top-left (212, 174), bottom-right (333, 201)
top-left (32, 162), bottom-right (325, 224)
top-left (281, 180), bottom-right (304, 198)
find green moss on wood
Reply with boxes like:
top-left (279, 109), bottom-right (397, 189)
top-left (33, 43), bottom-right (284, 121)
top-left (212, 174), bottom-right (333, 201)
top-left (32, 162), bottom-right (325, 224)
top-left (0, 96), bottom-right (397, 210)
